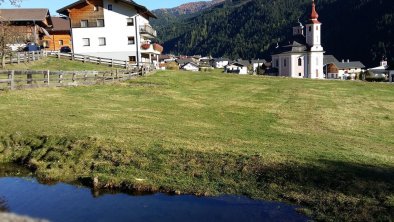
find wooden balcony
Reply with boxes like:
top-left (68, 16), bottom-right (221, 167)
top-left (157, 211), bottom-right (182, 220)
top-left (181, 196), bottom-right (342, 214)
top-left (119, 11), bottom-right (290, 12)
top-left (139, 25), bottom-right (157, 38)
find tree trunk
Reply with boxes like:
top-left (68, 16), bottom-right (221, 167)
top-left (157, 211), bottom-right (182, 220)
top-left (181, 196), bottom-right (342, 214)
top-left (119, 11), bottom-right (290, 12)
top-left (1, 54), bottom-right (6, 69)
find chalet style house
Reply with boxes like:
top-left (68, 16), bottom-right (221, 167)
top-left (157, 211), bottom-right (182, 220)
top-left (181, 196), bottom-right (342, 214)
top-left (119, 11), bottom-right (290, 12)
top-left (271, 0), bottom-right (324, 79)
top-left (0, 8), bottom-right (52, 49)
top-left (43, 17), bottom-right (72, 51)
top-left (57, 0), bottom-right (163, 67)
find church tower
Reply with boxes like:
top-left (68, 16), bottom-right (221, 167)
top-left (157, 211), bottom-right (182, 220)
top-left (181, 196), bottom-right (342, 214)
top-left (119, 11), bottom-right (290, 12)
top-left (306, 0), bottom-right (324, 79)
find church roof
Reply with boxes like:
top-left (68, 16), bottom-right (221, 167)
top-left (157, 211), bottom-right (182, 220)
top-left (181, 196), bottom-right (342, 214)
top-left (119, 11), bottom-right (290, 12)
top-left (273, 34), bottom-right (308, 55)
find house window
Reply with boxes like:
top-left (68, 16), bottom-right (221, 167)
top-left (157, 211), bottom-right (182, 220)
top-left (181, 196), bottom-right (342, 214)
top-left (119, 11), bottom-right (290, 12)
top-left (82, 38), bottom-right (90, 46)
top-left (129, 56), bottom-right (136, 63)
top-left (59, 40), bottom-right (64, 46)
top-left (108, 4), bottom-right (112, 10)
top-left (43, 40), bottom-right (49, 48)
top-left (298, 58), bottom-right (302, 66)
top-left (98, 37), bottom-right (106, 46)
top-left (331, 74), bottom-right (334, 78)
top-left (284, 58), bottom-right (287, 67)
top-left (127, 18), bottom-right (134, 26)
top-left (128, 36), bottom-right (135, 45)
top-left (80, 20), bottom-right (88, 28)
top-left (94, 5), bottom-right (99, 11)
top-left (97, 19), bottom-right (104, 27)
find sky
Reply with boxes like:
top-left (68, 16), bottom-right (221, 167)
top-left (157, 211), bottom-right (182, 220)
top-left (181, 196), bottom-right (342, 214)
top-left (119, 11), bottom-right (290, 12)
top-left (0, 0), bottom-right (205, 15)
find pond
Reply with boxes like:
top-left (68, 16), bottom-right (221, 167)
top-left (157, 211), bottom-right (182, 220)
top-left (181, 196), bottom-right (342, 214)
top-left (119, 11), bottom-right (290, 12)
top-left (0, 166), bottom-right (309, 222)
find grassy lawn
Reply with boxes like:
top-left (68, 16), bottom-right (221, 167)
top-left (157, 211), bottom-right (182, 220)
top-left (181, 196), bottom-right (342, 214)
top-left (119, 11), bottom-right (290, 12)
top-left (0, 70), bottom-right (393, 221)
top-left (3, 57), bottom-right (116, 71)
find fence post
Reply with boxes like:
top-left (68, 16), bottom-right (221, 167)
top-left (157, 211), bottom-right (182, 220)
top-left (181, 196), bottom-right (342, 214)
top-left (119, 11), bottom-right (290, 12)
top-left (125, 61), bottom-right (128, 69)
top-left (111, 59), bottom-right (114, 67)
top-left (115, 69), bottom-right (119, 80)
top-left (57, 51), bottom-right (61, 59)
top-left (32, 51), bottom-right (35, 61)
top-left (17, 53), bottom-right (20, 64)
top-left (72, 72), bottom-right (76, 83)
top-left (27, 52), bottom-right (30, 63)
top-left (83, 56), bottom-right (86, 63)
top-left (8, 70), bottom-right (15, 90)
top-left (98, 57), bottom-right (101, 65)
top-left (9, 53), bottom-right (12, 64)
top-left (59, 72), bottom-right (63, 84)
top-left (44, 70), bottom-right (50, 86)
top-left (72, 53), bottom-right (75, 61)
top-left (27, 71), bottom-right (33, 85)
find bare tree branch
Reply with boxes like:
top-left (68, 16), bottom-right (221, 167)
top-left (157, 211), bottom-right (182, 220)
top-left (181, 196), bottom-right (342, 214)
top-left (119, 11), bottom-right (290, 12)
top-left (0, 0), bottom-right (22, 6)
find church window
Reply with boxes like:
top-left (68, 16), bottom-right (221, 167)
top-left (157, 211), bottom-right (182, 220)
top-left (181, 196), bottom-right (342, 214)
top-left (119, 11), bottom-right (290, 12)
top-left (316, 26), bottom-right (319, 31)
top-left (275, 59), bottom-right (279, 67)
top-left (316, 69), bottom-right (319, 78)
top-left (309, 26), bottom-right (312, 32)
top-left (298, 58), bottom-right (302, 66)
top-left (284, 59), bottom-right (287, 67)
top-left (299, 73), bottom-right (302, 77)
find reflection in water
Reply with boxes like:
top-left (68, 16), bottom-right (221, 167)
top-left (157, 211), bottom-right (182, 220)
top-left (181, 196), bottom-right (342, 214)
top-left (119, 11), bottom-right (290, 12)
top-left (0, 177), bottom-right (309, 222)
top-left (0, 197), bottom-right (9, 212)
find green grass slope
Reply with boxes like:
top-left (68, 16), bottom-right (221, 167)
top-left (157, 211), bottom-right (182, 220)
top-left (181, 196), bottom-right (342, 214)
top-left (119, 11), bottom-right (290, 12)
top-left (0, 70), bottom-right (393, 221)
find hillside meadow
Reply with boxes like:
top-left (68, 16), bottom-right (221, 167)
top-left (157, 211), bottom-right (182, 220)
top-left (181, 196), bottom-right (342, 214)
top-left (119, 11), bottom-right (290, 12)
top-left (0, 70), bottom-right (393, 221)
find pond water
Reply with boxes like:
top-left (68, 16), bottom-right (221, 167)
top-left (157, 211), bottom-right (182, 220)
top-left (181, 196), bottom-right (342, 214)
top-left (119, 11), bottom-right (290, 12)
top-left (0, 167), bottom-right (309, 222)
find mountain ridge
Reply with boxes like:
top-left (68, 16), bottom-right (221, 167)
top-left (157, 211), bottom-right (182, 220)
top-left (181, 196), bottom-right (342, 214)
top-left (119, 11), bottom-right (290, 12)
top-left (151, 0), bottom-right (394, 67)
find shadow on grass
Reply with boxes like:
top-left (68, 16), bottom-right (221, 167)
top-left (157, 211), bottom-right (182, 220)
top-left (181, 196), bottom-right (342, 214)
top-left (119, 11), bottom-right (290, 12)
top-left (255, 159), bottom-right (394, 221)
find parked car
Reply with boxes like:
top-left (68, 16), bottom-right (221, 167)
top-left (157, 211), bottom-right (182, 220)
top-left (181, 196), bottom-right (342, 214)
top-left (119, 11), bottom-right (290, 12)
top-left (23, 43), bottom-right (40, 52)
top-left (60, 46), bottom-right (72, 53)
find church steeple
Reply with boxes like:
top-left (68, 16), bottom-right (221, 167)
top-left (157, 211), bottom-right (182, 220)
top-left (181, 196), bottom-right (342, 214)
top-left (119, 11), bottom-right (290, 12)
top-left (306, 0), bottom-right (322, 49)
top-left (310, 0), bottom-right (320, 22)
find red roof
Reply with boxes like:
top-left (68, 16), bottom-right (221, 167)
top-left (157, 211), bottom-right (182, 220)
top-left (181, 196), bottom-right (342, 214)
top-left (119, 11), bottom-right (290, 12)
top-left (309, 0), bottom-right (320, 24)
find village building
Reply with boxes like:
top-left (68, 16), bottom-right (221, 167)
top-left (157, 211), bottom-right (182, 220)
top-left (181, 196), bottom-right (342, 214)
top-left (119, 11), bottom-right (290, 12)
top-left (57, 0), bottom-right (162, 67)
top-left (176, 58), bottom-right (194, 67)
top-left (211, 58), bottom-right (230, 68)
top-left (368, 59), bottom-right (389, 78)
top-left (271, 0), bottom-right (324, 79)
top-left (326, 60), bottom-right (365, 80)
top-left (42, 17), bottom-right (72, 51)
top-left (225, 60), bottom-right (249, 75)
top-left (0, 8), bottom-right (52, 50)
top-left (181, 62), bottom-right (199, 72)
top-left (251, 59), bottom-right (267, 74)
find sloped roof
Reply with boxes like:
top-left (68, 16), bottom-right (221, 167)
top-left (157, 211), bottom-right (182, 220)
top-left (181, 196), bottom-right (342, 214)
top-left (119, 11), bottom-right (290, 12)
top-left (0, 8), bottom-right (50, 22)
top-left (50, 17), bottom-right (70, 32)
top-left (57, 0), bottom-right (156, 18)
top-left (251, 59), bottom-right (267, 64)
top-left (176, 58), bottom-right (194, 65)
top-left (324, 55), bottom-right (339, 65)
top-left (182, 62), bottom-right (199, 68)
top-left (273, 34), bottom-right (308, 55)
top-left (213, 58), bottom-right (230, 62)
top-left (333, 61), bottom-right (365, 69)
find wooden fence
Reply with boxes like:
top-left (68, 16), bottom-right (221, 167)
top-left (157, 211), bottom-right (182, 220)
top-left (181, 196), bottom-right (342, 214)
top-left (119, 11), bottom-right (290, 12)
top-left (0, 68), bottom-right (146, 90)
top-left (1, 51), bottom-right (45, 65)
top-left (45, 51), bottom-right (132, 69)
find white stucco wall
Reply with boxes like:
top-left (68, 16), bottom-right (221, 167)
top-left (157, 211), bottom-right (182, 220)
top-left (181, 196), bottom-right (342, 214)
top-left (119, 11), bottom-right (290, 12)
top-left (307, 52), bottom-right (324, 79)
top-left (290, 54), bottom-right (305, 78)
top-left (71, 0), bottom-right (152, 62)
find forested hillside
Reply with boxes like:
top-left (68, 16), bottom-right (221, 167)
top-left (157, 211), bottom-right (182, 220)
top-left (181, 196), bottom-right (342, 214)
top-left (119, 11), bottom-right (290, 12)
top-left (151, 0), bottom-right (394, 67)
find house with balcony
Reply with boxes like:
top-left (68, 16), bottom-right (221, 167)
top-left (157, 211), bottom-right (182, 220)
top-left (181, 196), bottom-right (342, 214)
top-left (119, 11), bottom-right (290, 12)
top-left (57, 0), bottom-right (162, 67)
